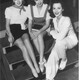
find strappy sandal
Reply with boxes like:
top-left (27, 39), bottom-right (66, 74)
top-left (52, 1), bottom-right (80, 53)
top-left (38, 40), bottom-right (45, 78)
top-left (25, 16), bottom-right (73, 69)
top-left (39, 58), bottom-right (46, 72)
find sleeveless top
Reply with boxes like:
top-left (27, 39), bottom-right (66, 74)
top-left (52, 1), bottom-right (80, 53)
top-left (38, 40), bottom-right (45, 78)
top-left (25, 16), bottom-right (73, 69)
top-left (30, 5), bottom-right (49, 26)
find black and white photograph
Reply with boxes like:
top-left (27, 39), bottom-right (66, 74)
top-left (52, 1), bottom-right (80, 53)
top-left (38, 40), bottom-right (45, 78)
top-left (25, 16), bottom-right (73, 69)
top-left (0, 0), bottom-right (79, 80)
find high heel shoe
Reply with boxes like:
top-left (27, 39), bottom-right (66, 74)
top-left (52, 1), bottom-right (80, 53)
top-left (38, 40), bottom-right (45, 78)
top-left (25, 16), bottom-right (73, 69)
top-left (35, 66), bottom-right (40, 73)
top-left (39, 58), bottom-right (46, 72)
top-left (31, 69), bottom-right (38, 78)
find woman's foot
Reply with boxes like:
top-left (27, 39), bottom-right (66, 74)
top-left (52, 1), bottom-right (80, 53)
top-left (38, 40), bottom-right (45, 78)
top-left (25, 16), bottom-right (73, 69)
top-left (39, 62), bottom-right (44, 72)
top-left (59, 59), bottom-right (67, 70)
top-left (35, 66), bottom-right (40, 73)
top-left (39, 58), bottom-right (46, 72)
top-left (31, 68), bottom-right (38, 78)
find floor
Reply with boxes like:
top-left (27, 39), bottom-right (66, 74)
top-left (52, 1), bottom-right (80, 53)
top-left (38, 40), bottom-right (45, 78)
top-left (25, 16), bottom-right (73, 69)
top-left (30, 62), bottom-right (78, 80)
top-left (55, 67), bottom-right (78, 80)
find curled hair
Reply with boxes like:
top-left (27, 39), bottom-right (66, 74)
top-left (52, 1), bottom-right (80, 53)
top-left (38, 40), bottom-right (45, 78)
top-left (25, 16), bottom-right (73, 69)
top-left (49, 0), bottom-right (65, 17)
top-left (12, 0), bottom-right (25, 5)
top-left (51, 0), bottom-right (64, 9)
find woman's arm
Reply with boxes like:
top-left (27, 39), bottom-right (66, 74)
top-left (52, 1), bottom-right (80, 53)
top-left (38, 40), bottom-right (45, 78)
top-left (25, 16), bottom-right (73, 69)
top-left (39, 19), bottom-right (50, 33)
top-left (28, 19), bottom-right (33, 33)
top-left (6, 18), bottom-right (14, 43)
top-left (6, 18), bottom-right (12, 37)
top-left (50, 17), bottom-right (71, 40)
top-left (5, 8), bottom-right (12, 37)
top-left (32, 19), bottom-right (50, 38)
top-left (39, 8), bottom-right (51, 34)
top-left (28, 19), bottom-right (36, 39)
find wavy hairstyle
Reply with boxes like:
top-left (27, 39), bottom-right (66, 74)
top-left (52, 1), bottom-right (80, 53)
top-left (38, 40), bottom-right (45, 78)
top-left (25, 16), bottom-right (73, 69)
top-left (49, 0), bottom-right (65, 17)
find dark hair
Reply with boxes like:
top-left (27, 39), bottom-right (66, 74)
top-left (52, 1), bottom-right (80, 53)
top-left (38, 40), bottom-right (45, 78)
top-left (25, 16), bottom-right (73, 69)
top-left (49, 0), bottom-right (65, 17)
top-left (30, 0), bottom-right (48, 5)
top-left (51, 0), bottom-right (64, 9)
top-left (12, 0), bottom-right (25, 5)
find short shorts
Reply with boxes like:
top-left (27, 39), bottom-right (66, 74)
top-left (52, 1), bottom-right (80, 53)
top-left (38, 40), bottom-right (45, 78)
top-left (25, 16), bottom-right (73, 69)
top-left (10, 24), bottom-right (28, 41)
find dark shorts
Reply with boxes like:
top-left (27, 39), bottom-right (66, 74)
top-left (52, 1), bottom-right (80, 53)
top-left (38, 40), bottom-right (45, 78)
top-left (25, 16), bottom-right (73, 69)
top-left (10, 24), bottom-right (28, 41)
top-left (32, 24), bottom-right (43, 30)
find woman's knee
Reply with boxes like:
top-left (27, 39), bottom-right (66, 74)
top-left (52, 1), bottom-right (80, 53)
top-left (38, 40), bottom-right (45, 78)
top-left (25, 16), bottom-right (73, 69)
top-left (22, 33), bottom-right (29, 40)
top-left (15, 39), bottom-right (26, 51)
top-left (38, 33), bottom-right (44, 38)
top-left (20, 45), bottom-right (27, 52)
top-left (38, 34), bottom-right (44, 42)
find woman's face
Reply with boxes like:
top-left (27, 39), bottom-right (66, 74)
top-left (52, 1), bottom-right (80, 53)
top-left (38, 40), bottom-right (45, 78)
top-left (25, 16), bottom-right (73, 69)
top-left (13, 0), bottom-right (23, 7)
top-left (34, 0), bottom-right (43, 7)
top-left (52, 3), bottom-right (63, 17)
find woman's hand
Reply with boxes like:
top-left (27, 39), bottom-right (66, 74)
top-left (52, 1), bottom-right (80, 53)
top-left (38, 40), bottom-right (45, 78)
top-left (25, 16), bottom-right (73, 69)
top-left (8, 35), bottom-right (14, 47)
top-left (32, 30), bottom-right (40, 39)
top-left (29, 31), bottom-right (36, 40)
top-left (49, 30), bottom-right (58, 39)
top-left (47, 32), bottom-right (51, 36)
top-left (50, 30), bottom-right (57, 35)
top-left (8, 35), bottom-right (14, 43)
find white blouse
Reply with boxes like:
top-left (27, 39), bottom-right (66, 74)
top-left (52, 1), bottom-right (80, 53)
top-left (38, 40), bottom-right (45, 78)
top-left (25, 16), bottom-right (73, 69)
top-left (5, 5), bottom-right (31, 30)
top-left (50, 16), bottom-right (77, 41)
top-left (28, 4), bottom-right (51, 20)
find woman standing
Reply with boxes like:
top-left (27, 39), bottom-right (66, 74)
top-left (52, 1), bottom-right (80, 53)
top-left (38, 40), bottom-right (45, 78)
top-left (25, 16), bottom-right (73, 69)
top-left (28, 0), bottom-right (51, 72)
top-left (5, 0), bottom-right (40, 77)
top-left (45, 0), bottom-right (78, 80)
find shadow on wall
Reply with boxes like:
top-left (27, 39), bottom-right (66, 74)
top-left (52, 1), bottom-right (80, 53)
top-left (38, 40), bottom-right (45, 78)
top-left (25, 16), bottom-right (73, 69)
top-left (0, 1), bottom-right (12, 31)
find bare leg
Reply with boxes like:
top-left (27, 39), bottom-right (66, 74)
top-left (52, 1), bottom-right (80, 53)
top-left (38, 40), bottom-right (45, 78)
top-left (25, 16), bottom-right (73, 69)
top-left (15, 38), bottom-right (38, 78)
top-left (22, 34), bottom-right (40, 73)
top-left (38, 34), bottom-right (44, 62)
top-left (33, 37), bottom-right (40, 53)
top-left (33, 33), bottom-right (45, 72)
top-left (37, 33), bottom-right (45, 72)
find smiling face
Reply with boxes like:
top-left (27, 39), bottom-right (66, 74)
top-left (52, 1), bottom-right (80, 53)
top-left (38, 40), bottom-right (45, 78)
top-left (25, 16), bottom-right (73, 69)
top-left (13, 0), bottom-right (23, 7)
top-left (52, 3), bottom-right (64, 17)
top-left (34, 0), bottom-right (43, 7)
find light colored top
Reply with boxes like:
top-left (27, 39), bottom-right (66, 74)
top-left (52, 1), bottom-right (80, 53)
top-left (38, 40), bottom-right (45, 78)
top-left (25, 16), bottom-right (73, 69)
top-left (5, 5), bottom-right (31, 30)
top-left (28, 4), bottom-right (51, 20)
top-left (50, 16), bottom-right (77, 40)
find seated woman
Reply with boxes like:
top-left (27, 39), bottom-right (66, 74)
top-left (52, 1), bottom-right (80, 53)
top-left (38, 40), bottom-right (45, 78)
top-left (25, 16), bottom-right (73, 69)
top-left (28, 0), bottom-right (51, 72)
top-left (45, 0), bottom-right (78, 80)
top-left (5, 0), bottom-right (40, 78)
